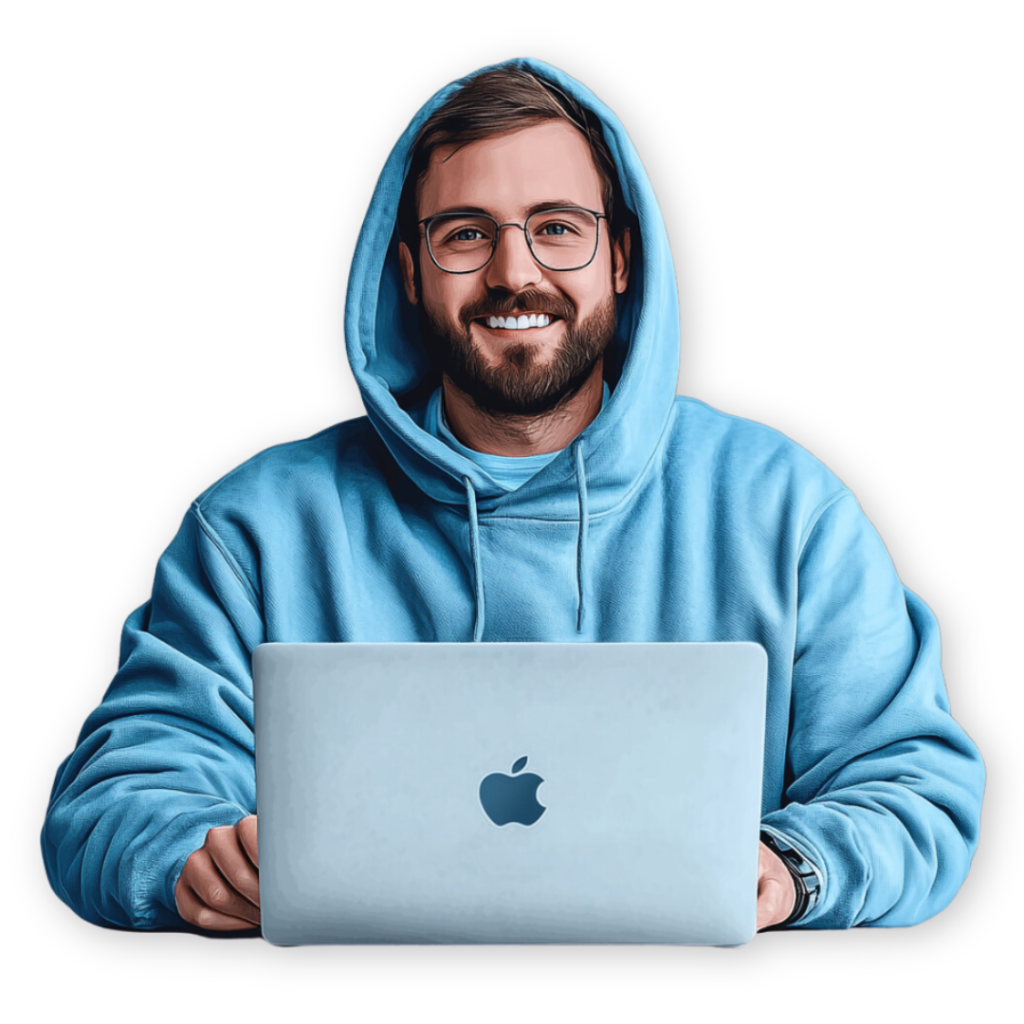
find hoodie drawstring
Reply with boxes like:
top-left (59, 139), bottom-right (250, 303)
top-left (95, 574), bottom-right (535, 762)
top-left (462, 437), bottom-right (590, 642)
top-left (573, 437), bottom-right (589, 632)
top-left (463, 475), bottom-right (486, 642)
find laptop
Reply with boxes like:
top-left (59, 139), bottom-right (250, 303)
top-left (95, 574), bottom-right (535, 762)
top-left (252, 641), bottom-right (767, 945)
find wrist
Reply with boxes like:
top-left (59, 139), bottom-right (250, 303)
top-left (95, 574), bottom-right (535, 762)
top-left (759, 830), bottom-right (817, 927)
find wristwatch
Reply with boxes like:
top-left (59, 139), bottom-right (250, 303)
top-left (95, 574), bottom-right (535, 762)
top-left (759, 829), bottom-right (822, 927)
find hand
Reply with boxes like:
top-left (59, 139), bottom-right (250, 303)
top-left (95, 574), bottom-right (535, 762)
top-left (175, 814), bottom-right (260, 931)
top-left (757, 839), bottom-right (796, 931)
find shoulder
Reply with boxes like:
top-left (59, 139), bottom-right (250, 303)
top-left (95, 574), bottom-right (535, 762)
top-left (183, 416), bottom-right (382, 582)
top-left (667, 395), bottom-right (852, 534)
top-left (192, 416), bottom-right (379, 518)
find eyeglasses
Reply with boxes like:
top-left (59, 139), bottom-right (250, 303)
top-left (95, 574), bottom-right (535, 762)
top-left (419, 206), bottom-right (607, 274)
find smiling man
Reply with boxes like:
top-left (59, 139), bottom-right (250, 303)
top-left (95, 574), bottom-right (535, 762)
top-left (42, 60), bottom-right (984, 936)
top-left (399, 112), bottom-right (628, 450)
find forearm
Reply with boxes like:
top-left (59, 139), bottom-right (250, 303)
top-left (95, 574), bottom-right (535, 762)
top-left (43, 780), bottom-right (250, 929)
top-left (762, 767), bottom-right (982, 929)
top-left (774, 634), bottom-right (986, 932)
top-left (42, 704), bottom-right (256, 928)
top-left (42, 505), bottom-right (264, 928)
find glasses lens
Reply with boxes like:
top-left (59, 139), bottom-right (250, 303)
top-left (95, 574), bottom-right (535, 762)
top-left (426, 214), bottom-right (497, 273)
top-left (526, 209), bottom-right (600, 270)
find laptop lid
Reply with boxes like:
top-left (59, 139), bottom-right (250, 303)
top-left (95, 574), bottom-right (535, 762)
top-left (253, 641), bottom-right (767, 945)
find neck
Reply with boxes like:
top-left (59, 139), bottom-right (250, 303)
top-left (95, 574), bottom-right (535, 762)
top-left (442, 361), bottom-right (605, 457)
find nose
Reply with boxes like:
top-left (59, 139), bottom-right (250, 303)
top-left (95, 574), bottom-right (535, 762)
top-left (483, 223), bottom-right (543, 294)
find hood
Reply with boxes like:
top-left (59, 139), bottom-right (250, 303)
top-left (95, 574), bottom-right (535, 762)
top-left (345, 56), bottom-right (680, 514)
top-left (343, 57), bottom-right (680, 638)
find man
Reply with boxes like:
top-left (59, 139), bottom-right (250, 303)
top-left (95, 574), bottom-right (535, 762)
top-left (42, 59), bottom-right (984, 935)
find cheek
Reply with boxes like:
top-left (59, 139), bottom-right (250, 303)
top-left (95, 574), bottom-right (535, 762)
top-left (421, 270), bottom-right (474, 322)
top-left (567, 257), bottom-right (615, 316)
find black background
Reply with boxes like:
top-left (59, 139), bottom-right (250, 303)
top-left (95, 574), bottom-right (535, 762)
top-left (34, 41), bottom-right (999, 966)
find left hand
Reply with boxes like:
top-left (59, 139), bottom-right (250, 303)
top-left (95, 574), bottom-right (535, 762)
top-left (757, 840), bottom-right (796, 931)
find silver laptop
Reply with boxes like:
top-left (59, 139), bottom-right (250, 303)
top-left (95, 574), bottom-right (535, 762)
top-left (253, 641), bottom-right (767, 945)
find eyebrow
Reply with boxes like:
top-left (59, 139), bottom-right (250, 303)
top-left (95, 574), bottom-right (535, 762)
top-left (420, 200), bottom-right (594, 221)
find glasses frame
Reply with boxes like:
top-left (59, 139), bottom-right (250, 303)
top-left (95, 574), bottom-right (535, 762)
top-left (418, 206), bottom-right (607, 275)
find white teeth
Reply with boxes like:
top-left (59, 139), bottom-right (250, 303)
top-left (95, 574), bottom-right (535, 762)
top-left (484, 313), bottom-right (554, 330)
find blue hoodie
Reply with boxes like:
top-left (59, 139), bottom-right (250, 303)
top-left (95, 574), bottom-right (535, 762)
top-left (42, 58), bottom-right (984, 931)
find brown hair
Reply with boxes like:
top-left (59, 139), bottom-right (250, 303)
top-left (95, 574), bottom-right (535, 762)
top-left (397, 67), bottom-right (629, 257)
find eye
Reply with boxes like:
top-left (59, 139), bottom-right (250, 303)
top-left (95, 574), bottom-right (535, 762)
top-left (533, 218), bottom-right (585, 238)
top-left (436, 223), bottom-right (493, 246)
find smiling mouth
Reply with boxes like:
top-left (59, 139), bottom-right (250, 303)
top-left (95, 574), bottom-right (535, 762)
top-left (475, 313), bottom-right (559, 332)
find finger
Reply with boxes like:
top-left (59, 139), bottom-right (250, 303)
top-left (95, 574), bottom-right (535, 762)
top-left (176, 878), bottom-right (258, 932)
top-left (237, 814), bottom-right (259, 871)
top-left (206, 825), bottom-right (261, 909)
top-left (188, 846), bottom-right (262, 926)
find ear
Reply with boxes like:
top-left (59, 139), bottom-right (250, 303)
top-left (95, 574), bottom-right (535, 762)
top-left (612, 227), bottom-right (631, 295)
top-left (399, 241), bottom-right (419, 305)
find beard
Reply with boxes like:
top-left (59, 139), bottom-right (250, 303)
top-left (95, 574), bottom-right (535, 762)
top-left (417, 286), bottom-right (618, 417)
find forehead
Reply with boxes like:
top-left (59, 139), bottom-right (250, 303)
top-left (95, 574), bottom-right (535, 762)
top-left (417, 120), bottom-right (605, 219)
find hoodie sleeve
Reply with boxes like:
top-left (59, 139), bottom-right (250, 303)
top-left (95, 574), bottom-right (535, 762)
top-left (761, 490), bottom-right (985, 928)
top-left (41, 503), bottom-right (263, 929)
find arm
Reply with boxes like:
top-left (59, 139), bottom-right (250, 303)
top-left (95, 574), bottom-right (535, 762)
top-left (41, 504), bottom-right (263, 929)
top-left (762, 492), bottom-right (985, 928)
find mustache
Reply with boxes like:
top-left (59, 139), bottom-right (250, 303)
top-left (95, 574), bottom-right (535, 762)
top-left (460, 289), bottom-right (577, 326)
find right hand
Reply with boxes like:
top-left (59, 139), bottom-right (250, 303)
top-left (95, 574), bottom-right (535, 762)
top-left (175, 814), bottom-right (260, 931)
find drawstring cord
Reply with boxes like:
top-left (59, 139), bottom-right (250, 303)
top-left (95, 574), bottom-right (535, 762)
top-left (574, 437), bottom-right (589, 632)
top-left (462, 436), bottom-right (590, 642)
top-left (463, 475), bottom-right (485, 643)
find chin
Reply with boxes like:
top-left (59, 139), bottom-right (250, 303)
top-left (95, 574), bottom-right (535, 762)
top-left (468, 318), bottom-right (566, 354)
top-left (462, 363), bottom-right (597, 418)
top-left (418, 297), bottom-right (610, 416)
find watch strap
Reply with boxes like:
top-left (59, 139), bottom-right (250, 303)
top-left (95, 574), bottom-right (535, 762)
top-left (760, 829), bottom-right (821, 928)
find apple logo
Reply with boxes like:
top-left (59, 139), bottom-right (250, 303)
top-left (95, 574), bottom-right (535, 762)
top-left (479, 756), bottom-right (546, 826)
